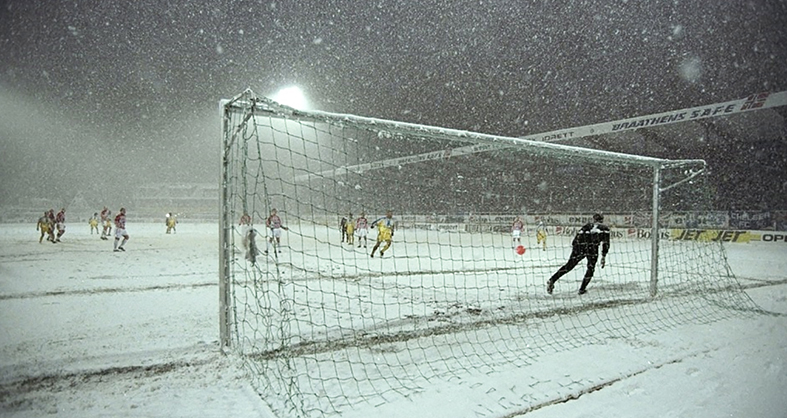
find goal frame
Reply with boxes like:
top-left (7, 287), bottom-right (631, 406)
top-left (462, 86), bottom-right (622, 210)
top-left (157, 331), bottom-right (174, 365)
top-left (217, 89), bottom-right (706, 349)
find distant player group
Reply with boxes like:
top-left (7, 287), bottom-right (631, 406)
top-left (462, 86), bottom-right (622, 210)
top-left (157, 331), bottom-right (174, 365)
top-left (238, 208), bottom-right (610, 295)
top-left (340, 211), bottom-right (394, 258)
top-left (36, 206), bottom-right (130, 252)
top-left (239, 208), bottom-right (396, 264)
top-left (36, 208), bottom-right (66, 244)
top-left (511, 216), bottom-right (548, 253)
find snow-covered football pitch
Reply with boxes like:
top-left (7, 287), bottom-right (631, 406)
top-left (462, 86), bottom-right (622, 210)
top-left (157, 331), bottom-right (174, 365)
top-left (1, 221), bottom-right (785, 418)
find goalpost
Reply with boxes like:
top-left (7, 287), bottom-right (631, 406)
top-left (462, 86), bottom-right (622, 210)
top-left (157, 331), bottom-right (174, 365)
top-left (219, 89), bottom-right (764, 418)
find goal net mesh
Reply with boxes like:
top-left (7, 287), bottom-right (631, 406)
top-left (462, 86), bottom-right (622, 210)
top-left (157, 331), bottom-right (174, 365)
top-left (220, 91), bottom-right (760, 418)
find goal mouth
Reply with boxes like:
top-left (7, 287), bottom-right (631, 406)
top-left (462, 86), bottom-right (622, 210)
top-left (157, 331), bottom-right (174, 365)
top-left (219, 90), bottom-right (760, 418)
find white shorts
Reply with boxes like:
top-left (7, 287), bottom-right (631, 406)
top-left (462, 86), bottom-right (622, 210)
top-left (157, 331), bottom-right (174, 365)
top-left (356, 229), bottom-right (368, 238)
top-left (270, 228), bottom-right (282, 239)
top-left (56, 222), bottom-right (65, 232)
top-left (512, 230), bottom-right (521, 239)
top-left (115, 228), bottom-right (128, 239)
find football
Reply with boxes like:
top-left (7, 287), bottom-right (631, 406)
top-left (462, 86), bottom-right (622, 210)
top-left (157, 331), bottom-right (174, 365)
top-left (515, 245), bottom-right (526, 255)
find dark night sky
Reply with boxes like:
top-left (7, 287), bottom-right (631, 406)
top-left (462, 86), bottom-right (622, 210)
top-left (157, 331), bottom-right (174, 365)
top-left (1, 0), bottom-right (786, 208)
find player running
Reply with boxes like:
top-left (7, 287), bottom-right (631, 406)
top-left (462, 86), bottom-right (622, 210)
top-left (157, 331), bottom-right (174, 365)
top-left (340, 215), bottom-right (348, 243)
top-left (89, 212), bottom-right (100, 235)
top-left (47, 209), bottom-right (56, 230)
top-left (536, 220), bottom-right (548, 251)
top-left (265, 208), bottom-right (288, 254)
top-left (345, 213), bottom-right (355, 245)
top-left (100, 206), bottom-right (111, 240)
top-left (165, 212), bottom-right (177, 234)
top-left (511, 216), bottom-right (525, 248)
top-left (54, 208), bottom-right (66, 242)
top-left (355, 212), bottom-right (369, 248)
top-left (238, 212), bottom-right (260, 263)
top-left (36, 211), bottom-right (54, 243)
top-left (546, 213), bottom-right (610, 295)
top-left (370, 210), bottom-right (395, 258)
top-left (113, 208), bottom-right (129, 252)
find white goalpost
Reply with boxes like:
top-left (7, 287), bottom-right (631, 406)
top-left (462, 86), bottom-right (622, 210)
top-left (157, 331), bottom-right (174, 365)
top-left (219, 89), bottom-right (771, 418)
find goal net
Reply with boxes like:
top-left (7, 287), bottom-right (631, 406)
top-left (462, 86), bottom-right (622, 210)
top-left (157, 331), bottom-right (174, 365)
top-left (219, 90), bottom-right (760, 418)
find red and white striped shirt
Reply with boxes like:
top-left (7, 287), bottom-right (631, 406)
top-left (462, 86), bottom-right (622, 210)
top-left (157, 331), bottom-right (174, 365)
top-left (512, 220), bottom-right (524, 232)
top-left (115, 212), bottom-right (126, 229)
top-left (266, 214), bottom-right (282, 229)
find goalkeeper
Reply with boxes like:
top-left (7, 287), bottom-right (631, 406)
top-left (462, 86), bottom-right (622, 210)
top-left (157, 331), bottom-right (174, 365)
top-left (546, 213), bottom-right (610, 295)
top-left (370, 210), bottom-right (395, 258)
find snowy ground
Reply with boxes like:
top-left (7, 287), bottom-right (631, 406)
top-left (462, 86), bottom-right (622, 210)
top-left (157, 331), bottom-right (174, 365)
top-left (0, 222), bottom-right (785, 418)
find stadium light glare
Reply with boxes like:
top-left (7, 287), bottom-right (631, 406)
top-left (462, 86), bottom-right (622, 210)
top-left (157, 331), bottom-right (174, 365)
top-left (271, 86), bottom-right (309, 110)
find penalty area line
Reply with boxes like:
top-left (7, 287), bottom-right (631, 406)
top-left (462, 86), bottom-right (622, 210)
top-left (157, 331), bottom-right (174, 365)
top-left (499, 348), bottom-right (715, 418)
